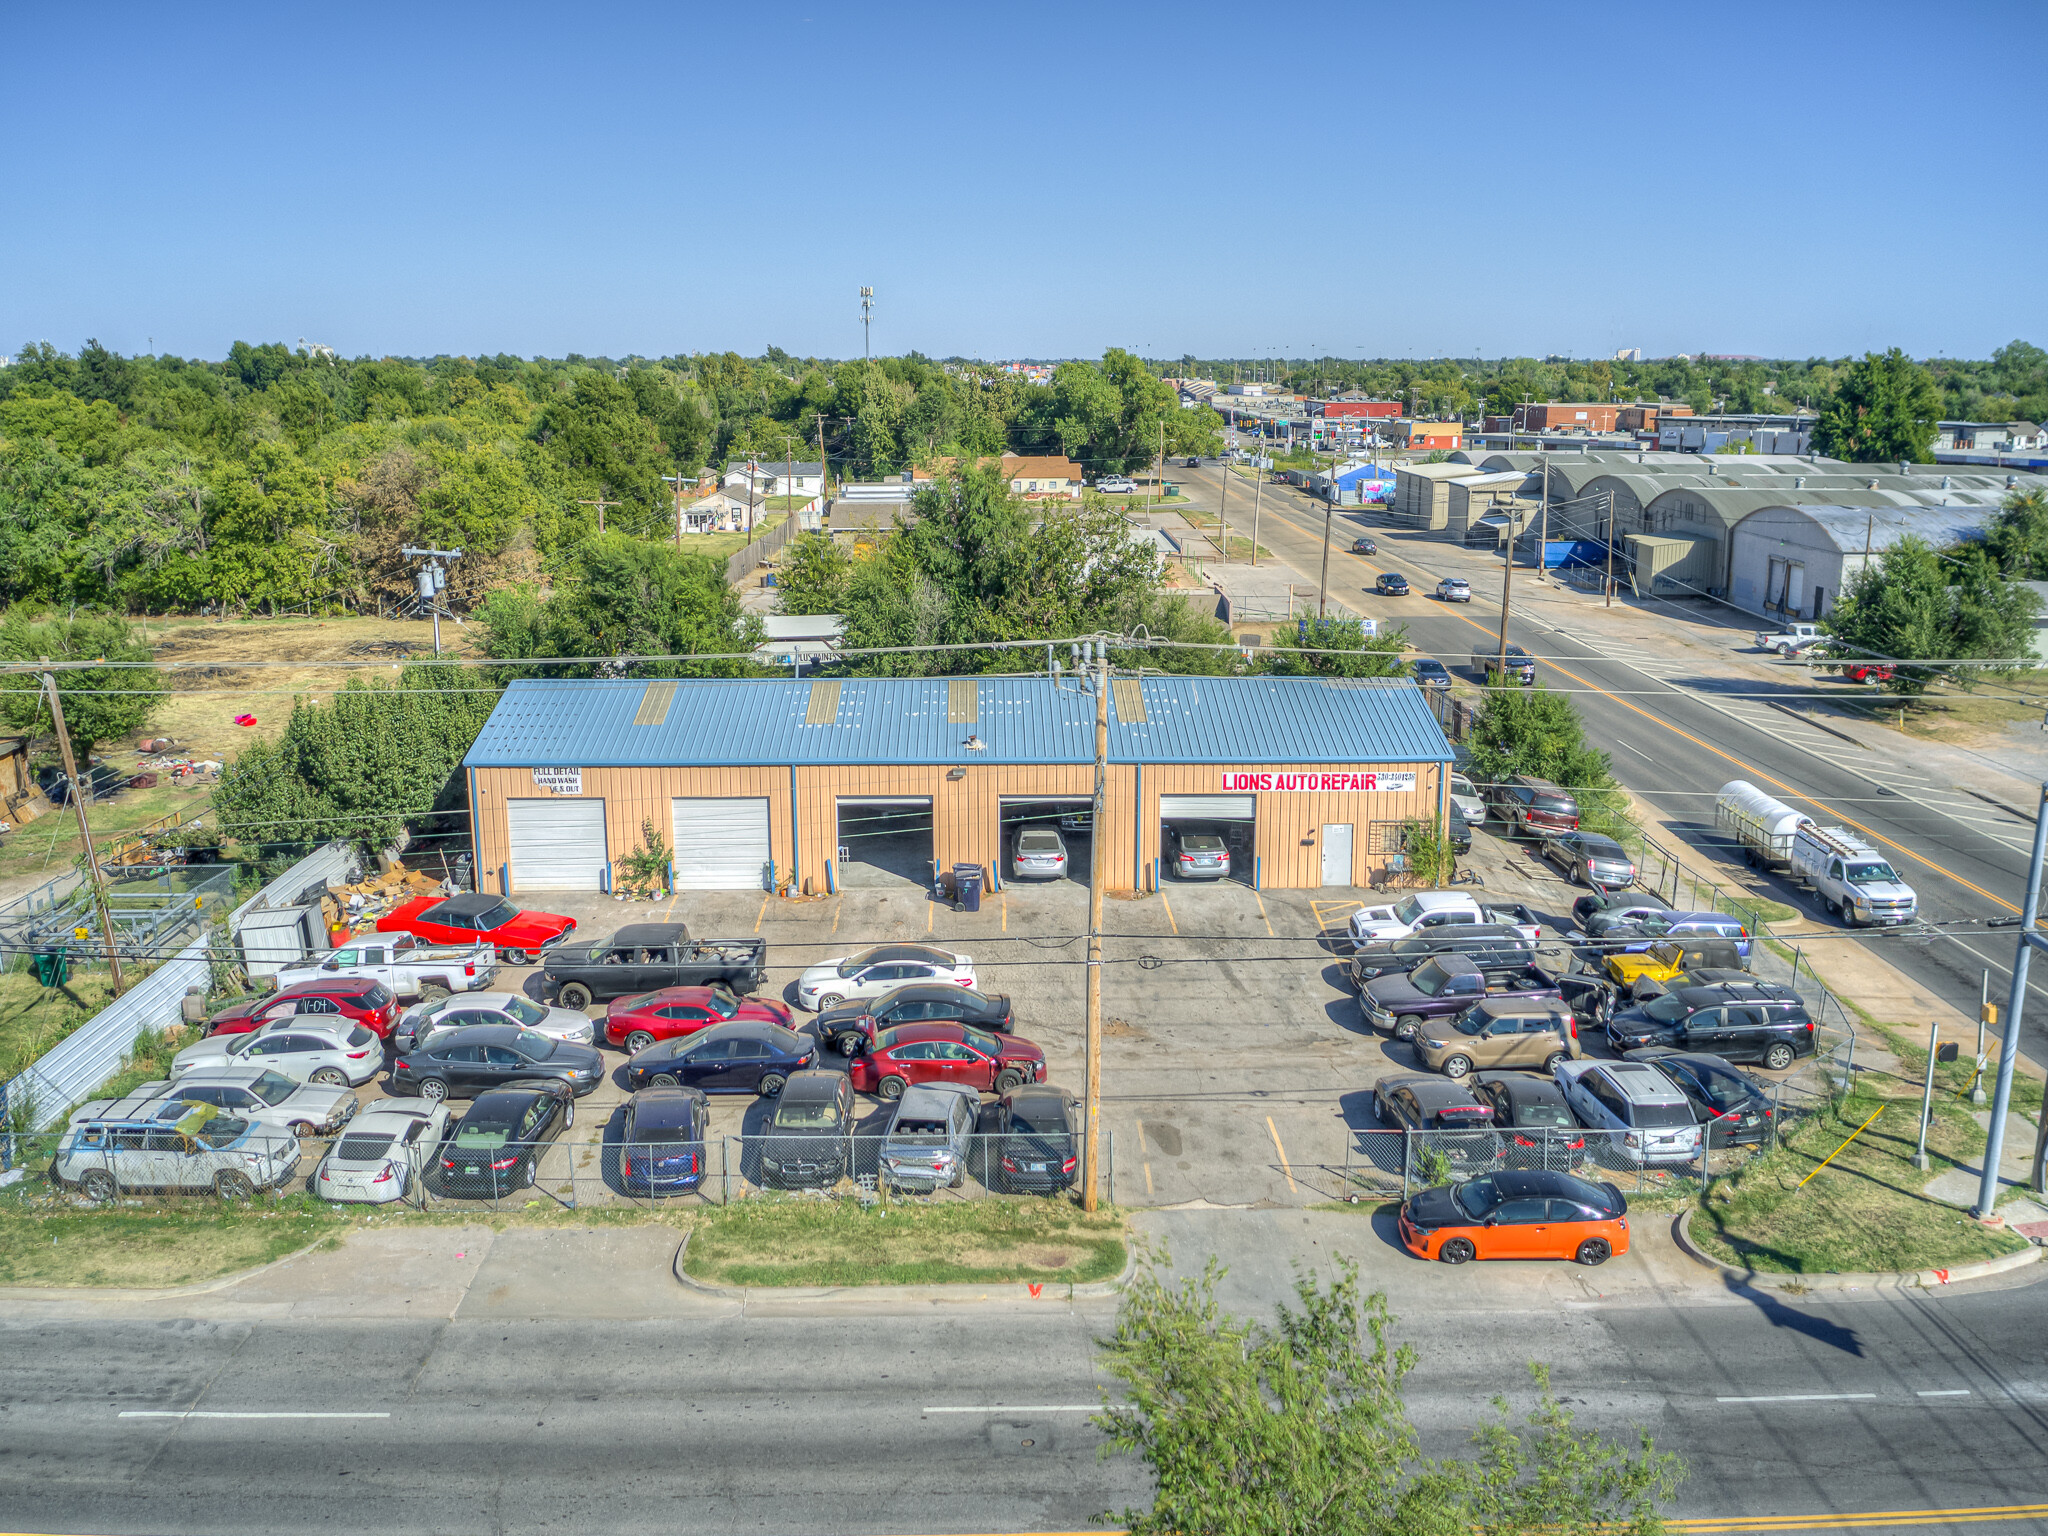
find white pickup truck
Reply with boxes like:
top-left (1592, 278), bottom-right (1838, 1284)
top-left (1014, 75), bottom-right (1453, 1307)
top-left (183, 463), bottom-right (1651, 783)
top-left (1755, 622), bottom-right (1823, 657)
top-left (1348, 891), bottom-right (1544, 945)
top-left (271, 932), bottom-right (498, 1001)
top-left (1789, 824), bottom-right (1918, 927)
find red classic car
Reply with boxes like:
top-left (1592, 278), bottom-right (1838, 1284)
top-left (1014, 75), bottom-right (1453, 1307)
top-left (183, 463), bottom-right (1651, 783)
top-left (205, 977), bottom-right (400, 1039)
top-left (376, 893), bottom-right (575, 964)
top-left (844, 1021), bottom-right (1046, 1100)
top-left (603, 985), bottom-right (793, 1052)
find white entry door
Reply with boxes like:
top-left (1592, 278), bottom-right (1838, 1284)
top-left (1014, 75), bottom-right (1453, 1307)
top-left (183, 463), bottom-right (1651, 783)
top-left (671, 797), bottom-right (771, 890)
top-left (506, 798), bottom-right (609, 891)
top-left (1320, 823), bottom-right (1354, 888)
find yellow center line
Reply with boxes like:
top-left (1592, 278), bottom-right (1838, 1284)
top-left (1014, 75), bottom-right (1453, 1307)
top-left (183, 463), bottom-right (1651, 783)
top-left (753, 894), bottom-right (769, 933)
top-left (1667, 1505), bottom-right (2048, 1533)
top-left (1255, 498), bottom-right (2023, 915)
top-left (1254, 889), bottom-right (1274, 937)
top-left (1159, 891), bottom-right (1178, 935)
top-left (1142, 1162), bottom-right (1153, 1195)
top-left (1266, 1115), bottom-right (1297, 1192)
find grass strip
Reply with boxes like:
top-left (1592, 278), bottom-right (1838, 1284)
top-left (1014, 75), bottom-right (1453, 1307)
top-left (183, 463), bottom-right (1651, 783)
top-left (680, 1196), bottom-right (1127, 1288)
top-left (1689, 1084), bottom-right (2030, 1275)
top-left (0, 1198), bottom-right (350, 1288)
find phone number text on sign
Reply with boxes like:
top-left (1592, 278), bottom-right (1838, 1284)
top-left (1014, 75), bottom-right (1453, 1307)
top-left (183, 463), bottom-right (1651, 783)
top-left (1221, 771), bottom-right (1417, 793)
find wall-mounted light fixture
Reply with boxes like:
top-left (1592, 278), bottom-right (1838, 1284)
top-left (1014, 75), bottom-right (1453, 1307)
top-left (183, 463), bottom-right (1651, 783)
top-left (946, 767), bottom-right (967, 781)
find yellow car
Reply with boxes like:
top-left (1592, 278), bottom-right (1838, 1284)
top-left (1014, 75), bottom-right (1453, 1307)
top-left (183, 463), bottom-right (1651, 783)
top-left (1602, 938), bottom-right (1745, 992)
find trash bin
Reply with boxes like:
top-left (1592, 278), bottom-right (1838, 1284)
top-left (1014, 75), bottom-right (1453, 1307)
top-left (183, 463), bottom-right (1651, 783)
top-left (31, 945), bottom-right (68, 987)
top-left (954, 863), bottom-right (984, 914)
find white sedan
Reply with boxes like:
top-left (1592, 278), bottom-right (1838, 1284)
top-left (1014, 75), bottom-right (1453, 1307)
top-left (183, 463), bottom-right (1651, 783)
top-left (170, 1018), bottom-right (383, 1088)
top-left (313, 1099), bottom-right (451, 1204)
top-left (392, 991), bottom-right (594, 1052)
top-left (796, 945), bottom-right (977, 1011)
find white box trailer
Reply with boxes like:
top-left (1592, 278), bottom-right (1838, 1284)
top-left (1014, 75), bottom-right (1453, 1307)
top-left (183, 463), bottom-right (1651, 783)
top-left (1714, 780), bottom-right (1811, 870)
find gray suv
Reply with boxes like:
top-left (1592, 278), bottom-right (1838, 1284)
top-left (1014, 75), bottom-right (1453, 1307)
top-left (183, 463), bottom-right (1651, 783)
top-left (879, 1083), bottom-right (979, 1192)
top-left (54, 1106), bottom-right (300, 1203)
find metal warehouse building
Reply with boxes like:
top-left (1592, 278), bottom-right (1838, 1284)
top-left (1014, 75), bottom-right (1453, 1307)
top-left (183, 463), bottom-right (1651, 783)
top-left (461, 675), bottom-right (1453, 895)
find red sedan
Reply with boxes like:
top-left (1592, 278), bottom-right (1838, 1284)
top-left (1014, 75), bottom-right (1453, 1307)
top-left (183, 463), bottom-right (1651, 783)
top-left (206, 978), bottom-right (400, 1039)
top-left (604, 985), bottom-right (793, 1052)
top-left (845, 1022), bottom-right (1046, 1100)
top-left (377, 893), bottom-right (575, 964)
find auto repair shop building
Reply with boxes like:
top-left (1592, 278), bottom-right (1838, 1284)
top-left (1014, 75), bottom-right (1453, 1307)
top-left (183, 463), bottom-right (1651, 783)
top-left (460, 674), bottom-right (1452, 895)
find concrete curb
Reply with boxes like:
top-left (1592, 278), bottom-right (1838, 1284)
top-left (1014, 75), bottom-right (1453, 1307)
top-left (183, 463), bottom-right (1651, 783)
top-left (669, 1229), bottom-right (1138, 1304)
top-left (1672, 1208), bottom-right (2043, 1293)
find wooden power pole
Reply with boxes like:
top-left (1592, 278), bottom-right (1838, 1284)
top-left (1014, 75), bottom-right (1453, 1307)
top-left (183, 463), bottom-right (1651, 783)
top-left (1082, 640), bottom-right (1108, 1212)
top-left (43, 674), bottom-right (124, 995)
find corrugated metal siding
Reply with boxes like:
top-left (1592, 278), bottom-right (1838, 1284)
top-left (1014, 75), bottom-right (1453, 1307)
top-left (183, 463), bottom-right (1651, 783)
top-left (464, 677), bottom-right (1451, 770)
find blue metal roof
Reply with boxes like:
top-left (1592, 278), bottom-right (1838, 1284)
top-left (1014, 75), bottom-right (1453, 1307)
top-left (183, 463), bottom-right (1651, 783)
top-left (462, 675), bottom-right (1452, 769)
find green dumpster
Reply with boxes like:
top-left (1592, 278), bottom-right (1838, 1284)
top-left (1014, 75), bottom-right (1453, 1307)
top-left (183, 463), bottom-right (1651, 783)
top-left (31, 946), bottom-right (68, 987)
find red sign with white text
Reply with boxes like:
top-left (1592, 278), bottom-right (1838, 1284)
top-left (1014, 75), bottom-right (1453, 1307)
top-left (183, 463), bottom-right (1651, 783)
top-left (1221, 771), bottom-right (1418, 793)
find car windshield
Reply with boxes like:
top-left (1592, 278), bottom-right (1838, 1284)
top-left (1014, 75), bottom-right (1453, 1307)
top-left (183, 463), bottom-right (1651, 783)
top-left (513, 1030), bottom-right (557, 1060)
top-left (1008, 1106), bottom-right (1063, 1136)
top-left (1453, 1176), bottom-right (1499, 1218)
top-left (223, 1033), bottom-right (261, 1057)
top-left (707, 990), bottom-right (741, 1018)
top-left (636, 1121), bottom-right (694, 1145)
top-left (1845, 862), bottom-right (1900, 885)
top-left (1392, 897), bottom-right (1426, 925)
top-left (467, 901), bottom-right (518, 929)
top-left (1410, 960), bottom-right (1455, 997)
top-left (453, 1124), bottom-right (511, 1149)
top-left (335, 1132), bottom-right (394, 1161)
top-left (1181, 835), bottom-right (1224, 853)
top-left (1513, 1101), bottom-right (1574, 1128)
top-left (1641, 994), bottom-right (1692, 1023)
top-left (1581, 836), bottom-right (1625, 858)
top-left (1451, 1005), bottom-right (1490, 1037)
top-left (1692, 1067), bottom-right (1756, 1109)
top-left (1451, 774), bottom-right (1476, 796)
top-left (962, 1026), bottom-right (1000, 1055)
top-left (891, 1118), bottom-right (947, 1140)
top-left (250, 1071), bottom-right (297, 1105)
top-left (502, 996), bottom-right (545, 1027)
top-left (772, 1100), bottom-right (841, 1130)
top-left (1532, 793), bottom-right (1576, 814)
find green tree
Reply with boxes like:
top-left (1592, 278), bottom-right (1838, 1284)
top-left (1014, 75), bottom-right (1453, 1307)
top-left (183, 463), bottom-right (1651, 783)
top-left (1266, 617), bottom-right (1409, 677)
top-left (1465, 685), bottom-right (1626, 834)
top-left (1981, 487), bottom-right (2048, 578)
top-left (1812, 349), bottom-right (1941, 463)
top-left (0, 610), bottom-right (165, 761)
top-left (774, 532), bottom-right (854, 617)
top-left (1822, 535), bottom-right (2041, 695)
top-left (475, 532), bottom-right (762, 676)
top-left (1094, 1255), bottom-right (1682, 1536)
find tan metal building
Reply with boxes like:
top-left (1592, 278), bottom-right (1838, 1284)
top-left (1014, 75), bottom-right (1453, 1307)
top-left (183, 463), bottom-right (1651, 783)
top-left (461, 675), bottom-right (1454, 896)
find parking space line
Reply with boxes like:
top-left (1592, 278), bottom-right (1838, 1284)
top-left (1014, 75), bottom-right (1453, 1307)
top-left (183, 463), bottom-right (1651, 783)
top-left (1143, 1161), bottom-right (1154, 1195)
top-left (830, 900), bottom-right (841, 935)
top-left (927, 902), bottom-right (935, 933)
top-left (1265, 1116), bottom-right (1297, 1192)
top-left (1001, 893), bottom-right (1008, 932)
top-left (1254, 890), bottom-right (1274, 937)
top-left (1160, 892), bottom-right (1178, 935)
top-left (754, 895), bottom-right (769, 933)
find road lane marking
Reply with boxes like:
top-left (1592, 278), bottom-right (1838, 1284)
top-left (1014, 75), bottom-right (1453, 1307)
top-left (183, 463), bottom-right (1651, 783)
top-left (1266, 1115), bottom-right (1297, 1191)
top-left (118, 1417), bottom-right (391, 1425)
top-left (754, 894), bottom-right (769, 933)
top-left (1666, 1505), bottom-right (2048, 1532)
top-left (1617, 738), bottom-right (1654, 761)
top-left (922, 1404), bottom-right (1100, 1414)
top-left (830, 899), bottom-right (841, 935)
top-left (1143, 1162), bottom-right (1153, 1194)
top-left (1159, 892), bottom-right (1178, 934)
top-left (1254, 889), bottom-right (1274, 936)
top-left (1917, 1389), bottom-right (1972, 1397)
top-left (1715, 1393), bottom-right (1877, 1403)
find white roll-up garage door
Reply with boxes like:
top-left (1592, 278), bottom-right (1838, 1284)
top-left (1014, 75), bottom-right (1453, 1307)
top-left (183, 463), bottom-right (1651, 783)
top-left (671, 798), bottom-right (771, 890)
top-left (1159, 794), bottom-right (1257, 820)
top-left (506, 798), bottom-right (609, 891)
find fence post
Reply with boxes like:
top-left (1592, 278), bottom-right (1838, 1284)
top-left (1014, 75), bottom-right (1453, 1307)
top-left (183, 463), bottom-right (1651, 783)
top-left (722, 1137), bottom-right (732, 1206)
top-left (1107, 1129), bottom-right (1115, 1206)
top-left (1401, 1130), bottom-right (1411, 1197)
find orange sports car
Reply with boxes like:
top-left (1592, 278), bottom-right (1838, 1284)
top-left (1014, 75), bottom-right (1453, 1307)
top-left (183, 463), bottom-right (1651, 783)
top-left (1397, 1169), bottom-right (1629, 1266)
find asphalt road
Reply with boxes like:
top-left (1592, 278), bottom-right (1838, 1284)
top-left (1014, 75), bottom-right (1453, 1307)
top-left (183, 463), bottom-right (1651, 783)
top-left (1178, 462), bottom-right (2048, 1058)
top-left (4, 1269), bottom-right (2046, 1535)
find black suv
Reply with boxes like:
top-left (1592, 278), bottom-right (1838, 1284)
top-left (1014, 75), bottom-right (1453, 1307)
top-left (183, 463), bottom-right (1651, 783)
top-left (1486, 774), bottom-right (1580, 835)
top-left (1603, 980), bottom-right (1815, 1070)
top-left (1347, 925), bottom-right (1536, 988)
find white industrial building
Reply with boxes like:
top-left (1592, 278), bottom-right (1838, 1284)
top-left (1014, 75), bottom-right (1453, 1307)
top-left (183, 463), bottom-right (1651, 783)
top-left (1726, 504), bottom-right (1988, 622)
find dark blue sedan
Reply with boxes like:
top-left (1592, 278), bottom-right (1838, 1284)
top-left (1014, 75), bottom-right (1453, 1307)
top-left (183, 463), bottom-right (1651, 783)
top-left (623, 1020), bottom-right (819, 1096)
top-left (619, 1086), bottom-right (708, 1194)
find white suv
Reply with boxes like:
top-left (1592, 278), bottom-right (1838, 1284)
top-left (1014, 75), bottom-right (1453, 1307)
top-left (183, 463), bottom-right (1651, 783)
top-left (55, 1107), bottom-right (300, 1203)
top-left (1554, 1059), bottom-right (1701, 1165)
top-left (171, 1019), bottom-right (383, 1087)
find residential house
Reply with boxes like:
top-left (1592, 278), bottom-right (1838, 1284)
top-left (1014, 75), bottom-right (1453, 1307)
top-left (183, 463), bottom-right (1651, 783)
top-left (1936, 421), bottom-right (2044, 453)
top-left (999, 455), bottom-right (1085, 499)
top-left (724, 459), bottom-right (827, 500)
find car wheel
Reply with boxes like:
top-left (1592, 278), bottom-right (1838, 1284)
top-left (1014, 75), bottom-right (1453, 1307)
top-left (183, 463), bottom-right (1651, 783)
top-left (1394, 1014), bottom-right (1425, 1042)
top-left (523, 1162), bottom-right (537, 1190)
top-left (994, 1067), bottom-right (1024, 1094)
top-left (625, 1031), bottom-right (655, 1055)
top-left (214, 1170), bottom-right (255, 1202)
top-left (1440, 1055), bottom-right (1472, 1079)
top-left (1763, 1042), bottom-right (1796, 1071)
top-left (1439, 1237), bottom-right (1476, 1265)
top-left (290, 1122), bottom-right (317, 1139)
top-left (503, 948), bottom-right (531, 966)
top-left (309, 1066), bottom-right (347, 1087)
top-left (558, 983), bottom-right (592, 1011)
top-left (1574, 1237), bottom-right (1612, 1266)
top-left (878, 1075), bottom-right (907, 1101)
top-left (650, 1073), bottom-right (680, 1088)
top-left (78, 1169), bottom-right (117, 1204)
top-left (819, 992), bottom-right (844, 1010)
top-left (564, 1099), bottom-right (575, 1129)
top-left (417, 1078), bottom-right (448, 1103)
top-left (759, 1072), bottom-right (787, 1098)
top-left (1824, 895), bottom-right (1841, 917)
top-left (834, 1033), bottom-right (863, 1057)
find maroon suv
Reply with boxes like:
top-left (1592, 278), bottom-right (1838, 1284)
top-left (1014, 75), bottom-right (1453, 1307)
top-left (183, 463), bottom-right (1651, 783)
top-left (206, 978), bottom-right (401, 1040)
top-left (1490, 775), bottom-right (1580, 835)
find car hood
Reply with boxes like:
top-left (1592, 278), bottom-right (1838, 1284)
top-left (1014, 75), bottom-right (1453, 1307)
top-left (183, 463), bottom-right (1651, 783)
top-left (169, 1040), bottom-right (242, 1076)
top-left (491, 912), bottom-right (574, 944)
top-left (208, 997), bottom-right (266, 1025)
top-left (814, 1002), bottom-right (869, 1031)
top-left (1363, 975), bottom-right (1426, 1008)
top-left (1606, 1007), bottom-right (1678, 1038)
top-left (990, 1030), bottom-right (1043, 1063)
top-left (539, 1005), bottom-right (594, 1036)
top-left (1844, 880), bottom-right (1915, 903)
top-left (1404, 1186), bottom-right (1465, 1228)
top-left (797, 963), bottom-right (848, 989)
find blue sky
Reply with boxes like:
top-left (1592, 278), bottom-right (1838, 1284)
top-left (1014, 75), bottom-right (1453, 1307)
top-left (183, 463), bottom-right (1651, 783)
top-left (3, 1), bottom-right (2042, 363)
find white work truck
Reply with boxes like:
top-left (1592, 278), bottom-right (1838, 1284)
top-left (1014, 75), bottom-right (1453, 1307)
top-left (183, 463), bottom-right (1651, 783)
top-left (1789, 824), bottom-right (1918, 926)
top-left (271, 932), bottom-right (499, 1001)
top-left (1348, 890), bottom-right (1544, 945)
top-left (1755, 622), bottom-right (1823, 657)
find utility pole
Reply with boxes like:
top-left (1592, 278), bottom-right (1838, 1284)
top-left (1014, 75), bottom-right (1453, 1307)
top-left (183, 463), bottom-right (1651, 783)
top-left (661, 472), bottom-right (688, 547)
top-left (1216, 437), bottom-right (1231, 563)
top-left (1914, 1021), bottom-right (1942, 1172)
top-left (1980, 780), bottom-right (2048, 1218)
top-left (577, 492), bottom-right (622, 535)
top-left (1082, 639), bottom-right (1107, 1213)
top-left (1495, 515), bottom-right (1515, 683)
top-left (43, 674), bottom-right (123, 995)
top-left (1317, 464), bottom-right (1336, 617)
top-left (1250, 449), bottom-right (1265, 577)
top-left (1538, 452), bottom-right (1551, 580)
top-left (1604, 491), bottom-right (1616, 608)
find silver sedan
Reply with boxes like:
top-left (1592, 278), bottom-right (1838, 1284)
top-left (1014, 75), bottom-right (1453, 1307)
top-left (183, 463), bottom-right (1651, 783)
top-left (314, 1099), bottom-right (450, 1204)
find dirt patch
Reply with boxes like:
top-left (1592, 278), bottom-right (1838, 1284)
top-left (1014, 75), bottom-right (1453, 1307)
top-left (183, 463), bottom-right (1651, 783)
top-left (1103, 1017), bottom-right (1144, 1039)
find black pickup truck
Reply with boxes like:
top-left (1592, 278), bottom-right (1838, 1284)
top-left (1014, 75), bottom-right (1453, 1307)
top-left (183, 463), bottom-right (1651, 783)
top-left (1359, 953), bottom-right (1607, 1042)
top-left (542, 922), bottom-right (768, 1010)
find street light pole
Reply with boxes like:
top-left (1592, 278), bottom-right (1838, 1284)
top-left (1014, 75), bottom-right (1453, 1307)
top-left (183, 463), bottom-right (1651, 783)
top-left (1082, 640), bottom-right (1108, 1213)
top-left (1980, 781), bottom-right (2048, 1217)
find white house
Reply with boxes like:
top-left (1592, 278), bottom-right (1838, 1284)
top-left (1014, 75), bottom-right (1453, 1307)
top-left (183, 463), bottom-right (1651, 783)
top-left (724, 459), bottom-right (826, 499)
